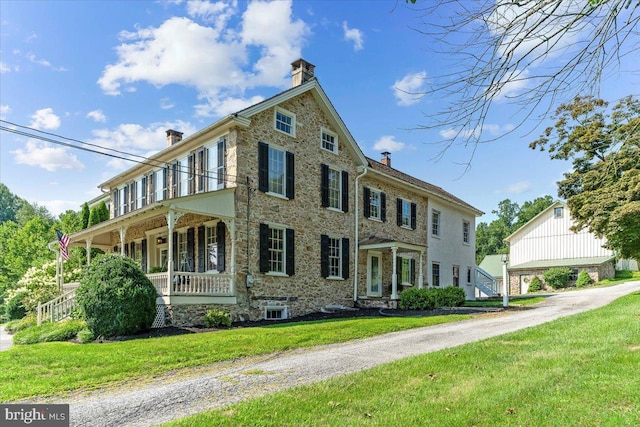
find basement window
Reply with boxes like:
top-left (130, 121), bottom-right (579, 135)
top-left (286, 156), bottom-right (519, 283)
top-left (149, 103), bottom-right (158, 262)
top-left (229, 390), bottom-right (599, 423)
top-left (264, 306), bottom-right (287, 320)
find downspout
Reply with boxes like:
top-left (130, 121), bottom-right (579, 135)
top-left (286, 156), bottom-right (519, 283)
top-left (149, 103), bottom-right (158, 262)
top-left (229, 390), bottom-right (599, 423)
top-left (353, 165), bottom-right (368, 305)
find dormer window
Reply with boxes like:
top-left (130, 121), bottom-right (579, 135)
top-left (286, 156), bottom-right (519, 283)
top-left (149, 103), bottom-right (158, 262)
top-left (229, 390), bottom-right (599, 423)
top-left (275, 107), bottom-right (296, 137)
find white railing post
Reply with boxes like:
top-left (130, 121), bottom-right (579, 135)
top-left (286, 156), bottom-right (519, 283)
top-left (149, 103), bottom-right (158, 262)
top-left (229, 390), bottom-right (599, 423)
top-left (37, 302), bottom-right (42, 326)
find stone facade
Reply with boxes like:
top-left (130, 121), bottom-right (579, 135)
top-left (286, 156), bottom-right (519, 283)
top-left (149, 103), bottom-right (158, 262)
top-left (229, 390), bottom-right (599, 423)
top-left (509, 261), bottom-right (615, 294)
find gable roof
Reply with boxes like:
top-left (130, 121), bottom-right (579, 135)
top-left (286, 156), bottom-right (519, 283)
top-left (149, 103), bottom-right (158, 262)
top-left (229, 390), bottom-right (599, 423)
top-left (366, 157), bottom-right (484, 216)
top-left (504, 200), bottom-right (565, 242)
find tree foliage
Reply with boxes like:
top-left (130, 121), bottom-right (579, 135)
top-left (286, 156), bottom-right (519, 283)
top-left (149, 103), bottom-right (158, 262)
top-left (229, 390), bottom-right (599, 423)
top-left (403, 0), bottom-right (639, 153)
top-left (531, 96), bottom-right (640, 260)
top-left (88, 201), bottom-right (109, 227)
top-left (81, 203), bottom-right (90, 229)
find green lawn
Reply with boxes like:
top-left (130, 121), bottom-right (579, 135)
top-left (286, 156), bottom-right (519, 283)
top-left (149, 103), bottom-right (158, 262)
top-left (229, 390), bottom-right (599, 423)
top-left (166, 291), bottom-right (640, 427)
top-left (0, 314), bottom-right (471, 401)
top-left (596, 270), bottom-right (640, 286)
top-left (465, 296), bottom-right (547, 307)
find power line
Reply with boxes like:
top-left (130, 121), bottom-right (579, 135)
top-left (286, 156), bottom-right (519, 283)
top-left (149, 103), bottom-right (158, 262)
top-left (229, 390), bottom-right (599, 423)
top-left (0, 120), bottom-right (247, 186)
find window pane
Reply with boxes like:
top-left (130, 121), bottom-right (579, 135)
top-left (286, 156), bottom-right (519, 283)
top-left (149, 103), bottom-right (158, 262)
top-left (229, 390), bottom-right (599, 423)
top-left (328, 168), bottom-right (341, 209)
top-left (269, 227), bottom-right (284, 273)
top-left (155, 170), bottom-right (164, 201)
top-left (268, 147), bottom-right (285, 195)
top-left (329, 237), bottom-right (341, 277)
top-left (276, 112), bottom-right (292, 134)
top-left (370, 191), bottom-right (380, 219)
top-left (206, 226), bottom-right (218, 271)
top-left (322, 131), bottom-right (335, 151)
top-left (432, 211), bottom-right (440, 236)
top-left (402, 200), bottom-right (410, 226)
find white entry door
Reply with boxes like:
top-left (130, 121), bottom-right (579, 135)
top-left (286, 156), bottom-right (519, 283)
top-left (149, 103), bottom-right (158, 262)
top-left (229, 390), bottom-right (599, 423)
top-left (367, 252), bottom-right (382, 296)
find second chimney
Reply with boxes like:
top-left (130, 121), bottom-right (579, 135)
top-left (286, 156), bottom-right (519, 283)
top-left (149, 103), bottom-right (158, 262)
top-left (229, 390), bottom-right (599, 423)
top-left (166, 129), bottom-right (184, 147)
top-left (381, 151), bottom-right (391, 167)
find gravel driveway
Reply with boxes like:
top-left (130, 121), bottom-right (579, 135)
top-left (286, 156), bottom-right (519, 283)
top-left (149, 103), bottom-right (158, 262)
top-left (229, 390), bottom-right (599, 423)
top-left (26, 281), bottom-right (640, 427)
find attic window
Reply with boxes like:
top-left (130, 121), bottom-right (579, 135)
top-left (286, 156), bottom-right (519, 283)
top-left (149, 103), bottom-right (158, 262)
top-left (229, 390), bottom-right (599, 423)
top-left (275, 107), bottom-right (296, 137)
top-left (321, 127), bottom-right (338, 153)
top-left (554, 207), bottom-right (564, 219)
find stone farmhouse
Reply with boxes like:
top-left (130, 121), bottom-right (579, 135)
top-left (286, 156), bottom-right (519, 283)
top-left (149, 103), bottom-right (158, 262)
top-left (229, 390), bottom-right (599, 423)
top-left (63, 59), bottom-right (483, 326)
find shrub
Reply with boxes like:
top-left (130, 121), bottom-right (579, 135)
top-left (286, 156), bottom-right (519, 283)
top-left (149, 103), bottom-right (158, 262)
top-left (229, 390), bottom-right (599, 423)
top-left (399, 287), bottom-right (466, 310)
top-left (528, 276), bottom-right (542, 292)
top-left (4, 315), bottom-right (37, 333)
top-left (13, 319), bottom-right (87, 345)
top-left (5, 292), bottom-right (27, 320)
top-left (543, 267), bottom-right (572, 289)
top-left (575, 270), bottom-right (593, 288)
top-left (76, 254), bottom-right (158, 338)
top-left (76, 328), bottom-right (95, 344)
top-left (204, 309), bottom-right (232, 328)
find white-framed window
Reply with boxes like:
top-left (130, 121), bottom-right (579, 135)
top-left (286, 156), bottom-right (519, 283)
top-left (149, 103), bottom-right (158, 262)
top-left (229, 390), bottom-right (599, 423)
top-left (133, 241), bottom-right (143, 267)
top-left (432, 263), bottom-right (440, 287)
top-left (400, 199), bottom-right (411, 227)
top-left (269, 146), bottom-right (286, 196)
top-left (155, 169), bottom-right (165, 201)
top-left (463, 220), bottom-right (470, 244)
top-left (432, 210), bottom-right (441, 237)
top-left (177, 231), bottom-right (189, 271)
top-left (136, 179), bottom-right (143, 208)
top-left (328, 167), bottom-right (342, 210)
top-left (370, 190), bottom-right (381, 220)
top-left (364, 187), bottom-right (385, 221)
top-left (400, 257), bottom-right (415, 285)
top-left (264, 306), bottom-right (287, 320)
top-left (328, 237), bottom-right (342, 278)
top-left (269, 226), bottom-right (285, 274)
top-left (205, 138), bottom-right (226, 191)
top-left (179, 156), bottom-right (189, 197)
top-left (453, 265), bottom-right (460, 287)
top-left (119, 186), bottom-right (126, 216)
top-left (274, 107), bottom-right (295, 137)
top-left (321, 127), bottom-right (338, 153)
top-left (206, 226), bottom-right (218, 272)
top-left (554, 207), bottom-right (564, 219)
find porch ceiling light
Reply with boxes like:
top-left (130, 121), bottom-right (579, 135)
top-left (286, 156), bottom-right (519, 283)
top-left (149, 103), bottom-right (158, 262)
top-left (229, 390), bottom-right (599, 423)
top-left (157, 236), bottom-right (164, 245)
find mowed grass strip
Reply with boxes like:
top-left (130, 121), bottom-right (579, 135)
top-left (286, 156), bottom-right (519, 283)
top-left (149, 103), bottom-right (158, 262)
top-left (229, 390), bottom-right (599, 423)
top-left (0, 314), bottom-right (471, 401)
top-left (165, 291), bottom-right (640, 427)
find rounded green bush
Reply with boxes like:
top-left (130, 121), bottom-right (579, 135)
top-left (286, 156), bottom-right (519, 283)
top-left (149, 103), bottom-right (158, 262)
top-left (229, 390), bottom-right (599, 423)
top-left (575, 270), bottom-right (593, 288)
top-left (5, 292), bottom-right (27, 320)
top-left (204, 309), bottom-right (232, 328)
top-left (76, 254), bottom-right (157, 338)
top-left (399, 287), bottom-right (466, 310)
top-left (543, 267), bottom-right (572, 289)
top-left (528, 276), bottom-right (542, 292)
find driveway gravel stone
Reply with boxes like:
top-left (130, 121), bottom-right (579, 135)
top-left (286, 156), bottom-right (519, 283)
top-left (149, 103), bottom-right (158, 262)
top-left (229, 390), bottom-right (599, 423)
top-left (20, 281), bottom-right (640, 427)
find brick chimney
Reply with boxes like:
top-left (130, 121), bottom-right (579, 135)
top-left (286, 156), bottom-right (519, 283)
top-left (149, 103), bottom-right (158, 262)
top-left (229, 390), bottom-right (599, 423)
top-left (291, 59), bottom-right (315, 87)
top-left (381, 151), bottom-right (391, 167)
top-left (166, 129), bottom-right (183, 147)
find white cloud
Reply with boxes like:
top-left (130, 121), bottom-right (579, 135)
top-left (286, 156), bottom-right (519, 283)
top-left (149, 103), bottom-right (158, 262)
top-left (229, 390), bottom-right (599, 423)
top-left (505, 181), bottom-right (533, 195)
top-left (373, 135), bottom-right (405, 153)
top-left (13, 140), bottom-right (84, 172)
top-left (98, 1), bottom-right (309, 118)
top-left (160, 97), bottom-right (175, 110)
top-left (87, 120), bottom-right (198, 172)
top-left (439, 123), bottom-right (514, 140)
top-left (493, 68), bottom-right (532, 102)
top-left (342, 21), bottom-right (364, 51)
top-left (0, 105), bottom-right (11, 119)
top-left (25, 52), bottom-right (67, 71)
top-left (392, 71), bottom-right (427, 106)
top-left (87, 110), bottom-right (107, 123)
top-left (194, 95), bottom-right (264, 117)
top-left (0, 62), bottom-right (11, 73)
top-left (30, 108), bottom-right (61, 130)
top-left (40, 199), bottom-right (84, 216)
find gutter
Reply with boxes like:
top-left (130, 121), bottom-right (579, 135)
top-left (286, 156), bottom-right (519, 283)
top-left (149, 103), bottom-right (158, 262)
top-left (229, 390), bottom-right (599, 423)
top-left (353, 165), bottom-right (368, 304)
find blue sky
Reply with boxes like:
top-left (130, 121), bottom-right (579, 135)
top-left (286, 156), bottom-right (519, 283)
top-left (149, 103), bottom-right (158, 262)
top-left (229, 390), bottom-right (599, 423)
top-left (1, 0), bottom-right (637, 224)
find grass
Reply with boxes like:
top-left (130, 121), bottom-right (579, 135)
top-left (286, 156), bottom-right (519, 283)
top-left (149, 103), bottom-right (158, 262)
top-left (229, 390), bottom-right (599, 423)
top-left (165, 291), bottom-right (640, 427)
top-left (0, 313), bottom-right (471, 401)
top-left (465, 296), bottom-right (547, 307)
top-left (596, 270), bottom-right (640, 286)
top-left (12, 319), bottom-right (87, 345)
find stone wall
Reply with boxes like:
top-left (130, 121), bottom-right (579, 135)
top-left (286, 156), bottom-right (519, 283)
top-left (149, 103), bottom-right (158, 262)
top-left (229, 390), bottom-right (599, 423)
top-left (509, 261), bottom-right (616, 294)
top-left (164, 303), bottom-right (241, 327)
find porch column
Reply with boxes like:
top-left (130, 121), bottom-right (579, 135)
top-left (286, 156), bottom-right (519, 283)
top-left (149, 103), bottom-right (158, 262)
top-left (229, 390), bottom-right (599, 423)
top-left (229, 219), bottom-right (236, 294)
top-left (119, 227), bottom-right (127, 256)
top-left (418, 250), bottom-right (424, 289)
top-left (85, 237), bottom-right (93, 265)
top-left (391, 246), bottom-right (398, 299)
top-left (165, 209), bottom-right (184, 297)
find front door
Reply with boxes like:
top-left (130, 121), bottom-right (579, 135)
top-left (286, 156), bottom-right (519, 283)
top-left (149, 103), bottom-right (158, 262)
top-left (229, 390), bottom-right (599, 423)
top-left (367, 252), bottom-right (382, 296)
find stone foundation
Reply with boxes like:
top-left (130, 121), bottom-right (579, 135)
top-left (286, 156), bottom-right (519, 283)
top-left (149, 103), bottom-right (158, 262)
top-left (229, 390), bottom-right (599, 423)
top-left (162, 303), bottom-right (241, 327)
top-left (356, 298), bottom-right (398, 309)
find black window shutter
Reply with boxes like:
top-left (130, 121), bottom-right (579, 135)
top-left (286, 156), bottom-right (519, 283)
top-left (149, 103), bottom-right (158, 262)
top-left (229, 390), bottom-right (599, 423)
top-left (141, 239), bottom-right (147, 273)
top-left (396, 256), bottom-right (401, 281)
top-left (172, 231), bottom-right (178, 270)
top-left (187, 228), bottom-right (195, 272)
top-left (217, 139), bottom-right (226, 189)
top-left (286, 228), bottom-right (295, 276)
top-left (217, 221), bottom-right (226, 272)
top-left (141, 176), bottom-right (147, 207)
top-left (396, 198), bottom-right (403, 226)
top-left (320, 234), bottom-right (329, 278)
top-left (381, 192), bottom-right (387, 222)
top-left (286, 151), bottom-right (295, 199)
top-left (259, 223), bottom-right (269, 272)
top-left (197, 226), bottom-right (205, 272)
top-left (320, 164), bottom-right (329, 207)
top-left (342, 238), bottom-right (350, 279)
top-left (341, 171), bottom-right (349, 213)
top-left (411, 202), bottom-right (417, 230)
top-left (258, 142), bottom-right (269, 193)
top-left (363, 187), bottom-right (370, 218)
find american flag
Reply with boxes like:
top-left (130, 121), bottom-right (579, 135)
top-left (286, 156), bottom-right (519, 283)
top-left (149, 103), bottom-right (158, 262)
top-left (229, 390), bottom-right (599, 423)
top-left (56, 229), bottom-right (70, 260)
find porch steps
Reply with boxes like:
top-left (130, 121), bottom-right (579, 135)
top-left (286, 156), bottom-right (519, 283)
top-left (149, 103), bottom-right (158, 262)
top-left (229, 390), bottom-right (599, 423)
top-left (475, 266), bottom-right (499, 297)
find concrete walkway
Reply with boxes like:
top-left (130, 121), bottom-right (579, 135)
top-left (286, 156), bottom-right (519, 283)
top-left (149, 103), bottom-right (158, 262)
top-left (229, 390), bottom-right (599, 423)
top-left (0, 325), bottom-right (13, 351)
top-left (20, 281), bottom-right (640, 427)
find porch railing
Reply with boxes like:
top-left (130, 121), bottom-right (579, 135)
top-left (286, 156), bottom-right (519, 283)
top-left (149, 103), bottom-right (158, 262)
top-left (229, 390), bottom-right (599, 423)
top-left (147, 272), bottom-right (170, 295)
top-left (147, 272), bottom-right (233, 296)
top-left (475, 266), bottom-right (499, 297)
top-left (37, 288), bottom-right (76, 326)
